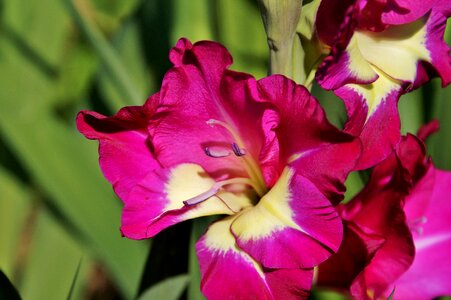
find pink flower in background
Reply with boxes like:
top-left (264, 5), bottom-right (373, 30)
top-left (317, 122), bottom-right (451, 299)
top-left (77, 39), bottom-right (361, 299)
top-left (315, 0), bottom-right (451, 170)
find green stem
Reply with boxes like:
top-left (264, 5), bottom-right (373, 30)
top-left (258, 0), bottom-right (304, 81)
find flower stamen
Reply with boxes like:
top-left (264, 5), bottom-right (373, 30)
top-left (183, 177), bottom-right (256, 206)
top-left (231, 143), bottom-right (246, 156)
top-left (205, 147), bottom-right (231, 158)
top-left (206, 119), bottom-right (267, 196)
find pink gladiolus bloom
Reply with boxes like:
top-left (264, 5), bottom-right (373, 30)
top-left (77, 39), bottom-right (361, 299)
top-left (317, 122), bottom-right (451, 299)
top-left (315, 0), bottom-right (451, 170)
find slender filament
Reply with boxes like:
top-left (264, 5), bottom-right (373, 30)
top-left (207, 119), bottom-right (267, 196)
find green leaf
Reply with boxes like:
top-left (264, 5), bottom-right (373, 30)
top-left (310, 289), bottom-right (349, 300)
top-left (2, 0), bottom-right (68, 67)
top-left (217, 0), bottom-right (267, 78)
top-left (171, 0), bottom-right (214, 43)
top-left (427, 20), bottom-right (451, 170)
top-left (55, 42), bottom-right (99, 106)
top-left (427, 83), bottom-right (451, 170)
top-left (138, 274), bottom-right (189, 300)
top-left (343, 171), bottom-right (364, 203)
top-left (0, 270), bottom-right (21, 300)
top-left (0, 167), bottom-right (31, 278)
top-left (0, 23), bottom-right (148, 300)
top-left (98, 19), bottom-right (152, 111)
top-left (92, 0), bottom-right (143, 29)
top-left (66, 259), bottom-right (83, 300)
top-left (398, 88), bottom-right (424, 135)
top-left (311, 82), bottom-right (347, 130)
top-left (63, 0), bottom-right (143, 107)
top-left (18, 210), bottom-right (84, 300)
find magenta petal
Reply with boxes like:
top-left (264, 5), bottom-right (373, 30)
top-left (316, 0), bottom-right (356, 46)
top-left (417, 119), bottom-right (440, 142)
top-left (152, 39), bottom-right (278, 182)
top-left (258, 75), bottom-right (361, 199)
top-left (231, 169), bottom-right (342, 269)
top-left (197, 217), bottom-right (313, 300)
top-left (264, 268), bottom-right (313, 300)
top-left (317, 221), bottom-right (385, 294)
top-left (393, 170), bottom-right (451, 299)
top-left (421, 10), bottom-right (451, 87)
top-left (336, 85), bottom-right (402, 170)
top-left (258, 75), bottom-right (356, 158)
top-left (121, 163), bottom-right (242, 239)
top-left (290, 142), bottom-right (362, 204)
top-left (316, 50), bottom-right (378, 90)
top-left (381, 0), bottom-right (435, 25)
top-left (76, 94), bottom-right (159, 201)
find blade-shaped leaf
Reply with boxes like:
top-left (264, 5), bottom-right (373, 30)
top-left (0, 23), bottom-right (148, 300)
top-left (171, 0), bottom-right (214, 44)
top-left (98, 20), bottom-right (152, 111)
top-left (0, 167), bottom-right (31, 278)
top-left (18, 210), bottom-right (84, 300)
top-left (216, 0), bottom-right (267, 78)
top-left (63, 0), bottom-right (143, 107)
top-left (138, 274), bottom-right (189, 300)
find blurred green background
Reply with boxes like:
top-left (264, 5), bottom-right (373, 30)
top-left (0, 0), bottom-right (449, 299)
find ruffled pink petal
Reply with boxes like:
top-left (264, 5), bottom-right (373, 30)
top-left (316, 1), bottom-right (381, 88)
top-left (317, 221), bottom-right (385, 295)
top-left (196, 217), bottom-right (313, 300)
top-left (336, 182), bottom-right (415, 298)
top-left (121, 163), bottom-right (249, 239)
top-left (316, 48), bottom-right (379, 90)
top-left (336, 135), bottom-right (431, 297)
top-left (76, 94), bottom-right (160, 201)
top-left (335, 82), bottom-right (402, 170)
top-left (151, 39), bottom-right (279, 184)
top-left (417, 10), bottom-right (451, 88)
top-left (392, 170), bottom-right (451, 299)
top-left (230, 168), bottom-right (342, 269)
top-left (380, 0), bottom-right (435, 25)
top-left (316, 0), bottom-right (356, 46)
top-left (258, 75), bottom-right (361, 201)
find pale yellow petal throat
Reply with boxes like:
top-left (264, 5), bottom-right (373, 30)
top-left (231, 167), bottom-right (302, 241)
top-left (345, 16), bottom-right (430, 120)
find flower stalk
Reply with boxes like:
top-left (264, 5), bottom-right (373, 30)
top-left (258, 0), bottom-right (304, 82)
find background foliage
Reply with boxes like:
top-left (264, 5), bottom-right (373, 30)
top-left (0, 0), bottom-right (449, 299)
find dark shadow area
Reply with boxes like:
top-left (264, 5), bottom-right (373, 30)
top-left (0, 131), bottom-right (31, 184)
top-left (137, 220), bottom-right (191, 296)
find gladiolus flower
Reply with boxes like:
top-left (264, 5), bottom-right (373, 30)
top-left (77, 38), bottom-right (361, 299)
top-left (316, 121), bottom-right (451, 299)
top-left (315, 0), bottom-right (451, 169)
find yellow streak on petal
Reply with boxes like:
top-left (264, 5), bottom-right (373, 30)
top-left (204, 216), bottom-right (241, 252)
top-left (347, 69), bottom-right (401, 120)
top-left (165, 163), bottom-right (216, 211)
top-left (355, 17), bottom-right (430, 82)
top-left (165, 163), bottom-right (252, 216)
top-left (203, 216), bottom-right (265, 277)
top-left (231, 167), bottom-right (302, 241)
